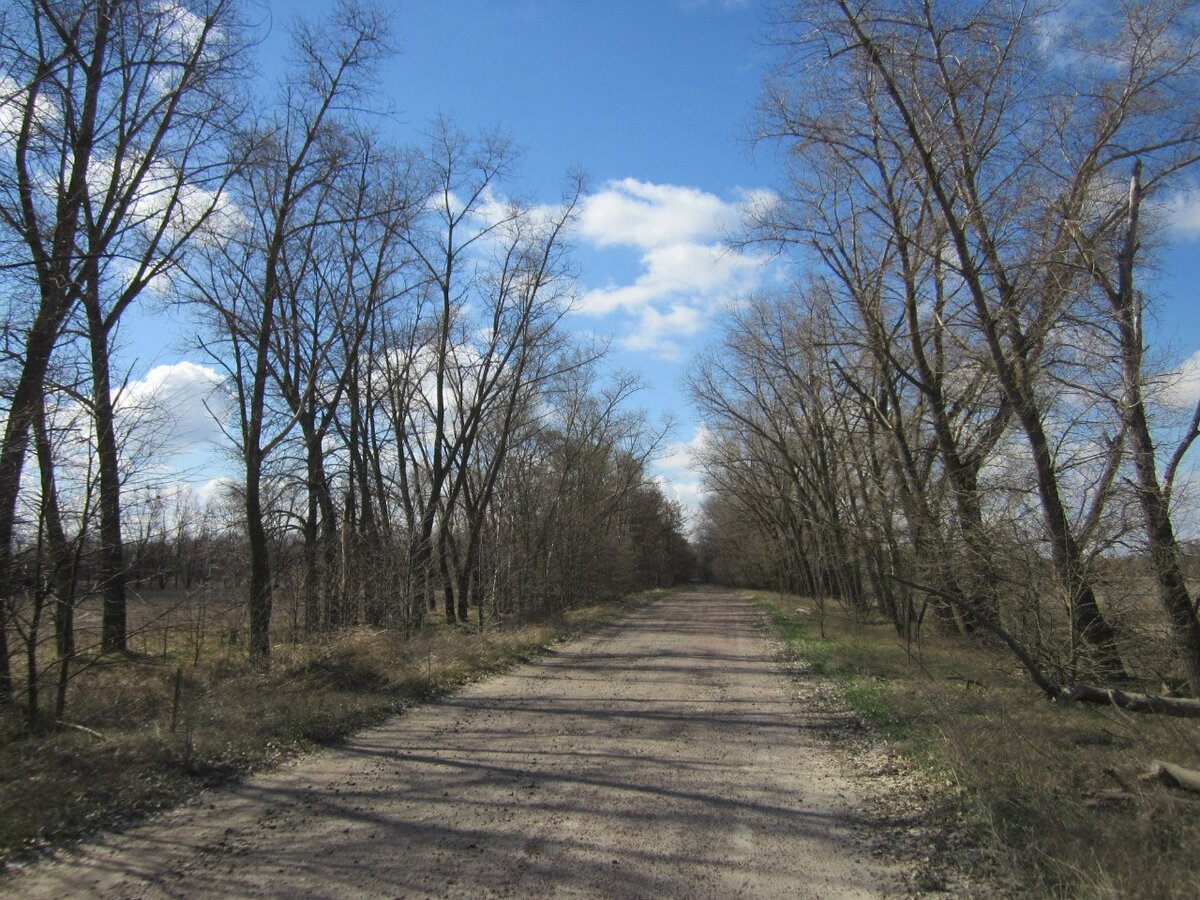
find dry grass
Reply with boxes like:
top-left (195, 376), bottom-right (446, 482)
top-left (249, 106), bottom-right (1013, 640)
top-left (754, 592), bottom-right (1200, 899)
top-left (0, 588), bottom-right (658, 869)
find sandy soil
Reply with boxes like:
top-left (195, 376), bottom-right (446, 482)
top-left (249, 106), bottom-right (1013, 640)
top-left (8, 588), bottom-right (907, 898)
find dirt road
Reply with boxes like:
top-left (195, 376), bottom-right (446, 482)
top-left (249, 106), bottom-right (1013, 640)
top-left (10, 588), bottom-right (902, 898)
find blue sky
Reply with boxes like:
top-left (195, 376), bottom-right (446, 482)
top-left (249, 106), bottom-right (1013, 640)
top-left (118, 0), bottom-right (1200, 525)
top-left (122, 0), bottom-right (783, 519)
top-left (367, 0), bottom-right (783, 521)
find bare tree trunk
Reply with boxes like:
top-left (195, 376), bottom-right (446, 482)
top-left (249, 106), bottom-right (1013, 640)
top-left (245, 456), bottom-right (272, 660)
top-left (300, 422), bottom-right (338, 632)
top-left (1102, 162), bottom-right (1200, 694)
top-left (438, 524), bottom-right (458, 624)
top-left (33, 394), bottom-right (78, 720)
top-left (0, 585), bottom-right (10, 705)
top-left (84, 279), bottom-right (128, 655)
top-left (25, 586), bottom-right (44, 727)
top-left (302, 475), bottom-right (320, 634)
top-left (0, 312), bottom-right (76, 704)
top-left (456, 522), bottom-right (481, 625)
top-left (1016, 400), bottom-right (1125, 678)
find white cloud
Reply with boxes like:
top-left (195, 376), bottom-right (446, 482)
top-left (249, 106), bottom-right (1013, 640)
top-left (192, 475), bottom-right (235, 506)
top-left (1161, 190), bottom-right (1200, 241)
top-left (117, 361), bottom-right (231, 455)
top-left (1164, 349), bottom-right (1200, 409)
top-left (87, 153), bottom-right (237, 249)
top-left (653, 425), bottom-right (711, 529)
top-left (1031, 3), bottom-right (1126, 74)
top-left (621, 304), bottom-right (706, 360)
top-left (579, 178), bottom-right (738, 250)
top-left (4, 362), bottom-right (233, 523)
top-left (658, 425), bottom-right (709, 476)
top-left (155, 1), bottom-right (211, 50)
top-left (575, 179), bottom-right (772, 359)
top-left (578, 241), bottom-right (763, 316)
top-left (0, 75), bottom-right (61, 144)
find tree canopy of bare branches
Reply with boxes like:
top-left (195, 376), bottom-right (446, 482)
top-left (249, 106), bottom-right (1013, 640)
top-left (696, 0), bottom-right (1200, 696)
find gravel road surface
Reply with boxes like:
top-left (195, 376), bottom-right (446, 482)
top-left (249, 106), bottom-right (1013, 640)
top-left (10, 587), bottom-right (902, 898)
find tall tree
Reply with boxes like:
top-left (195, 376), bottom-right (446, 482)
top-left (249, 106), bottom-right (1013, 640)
top-left (752, 0), bottom-right (1200, 683)
top-left (393, 121), bottom-right (582, 623)
top-left (0, 0), bottom-right (247, 689)
top-left (1077, 161), bottom-right (1200, 693)
top-left (190, 0), bottom-right (390, 659)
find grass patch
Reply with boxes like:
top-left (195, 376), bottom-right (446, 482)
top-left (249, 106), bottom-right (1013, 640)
top-left (753, 591), bottom-right (1200, 898)
top-left (841, 678), bottom-right (895, 731)
top-left (0, 589), bottom-right (660, 869)
top-left (760, 600), bottom-right (831, 672)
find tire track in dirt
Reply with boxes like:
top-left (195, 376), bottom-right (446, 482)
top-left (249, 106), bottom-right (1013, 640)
top-left (8, 587), bottom-right (902, 898)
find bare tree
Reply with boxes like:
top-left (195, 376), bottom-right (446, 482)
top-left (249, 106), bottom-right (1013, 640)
top-left (0, 0), bottom-right (248, 694)
top-left (189, 0), bottom-right (390, 659)
top-left (1075, 161), bottom-right (1200, 693)
top-left (390, 121), bottom-right (583, 623)
top-left (739, 0), bottom-right (1200, 686)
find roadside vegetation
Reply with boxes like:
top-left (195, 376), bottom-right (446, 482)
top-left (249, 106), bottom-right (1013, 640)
top-left (756, 591), bottom-right (1200, 898)
top-left (695, 5), bottom-right (1200, 891)
top-left (0, 588), bottom-right (659, 869)
top-left (0, 0), bottom-right (692, 750)
top-left (695, 0), bottom-right (1200, 776)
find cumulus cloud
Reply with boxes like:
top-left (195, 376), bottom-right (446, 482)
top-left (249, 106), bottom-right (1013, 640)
top-left (575, 179), bottom-right (770, 359)
top-left (9, 362), bottom-right (234, 520)
top-left (117, 360), bottom-right (231, 455)
top-left (86, 153), bottom-right (238, 251)
top-left (578, 241), bottom-right (763, 317)
top-left (579, 178), bottom-right (738, 250)
top-left (621, 304), bottom-right (706, 360)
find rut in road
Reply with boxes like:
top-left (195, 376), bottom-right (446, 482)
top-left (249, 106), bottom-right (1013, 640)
top-left (11, 588), bottom-right (901, 898)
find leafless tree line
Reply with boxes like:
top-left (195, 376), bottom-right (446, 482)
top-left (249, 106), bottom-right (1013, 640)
top-left (0, 0), bottom-right (692, 726)
top-left (692, 0), bottom-right (1200, 698)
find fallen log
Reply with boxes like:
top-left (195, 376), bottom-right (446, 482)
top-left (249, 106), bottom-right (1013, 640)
top-left (1057, 684), bottom-right (1200, 718)
top-left (56, 720), bottom-right (106, 740)
top-left (1141, 760), bottom-right (1200, 794)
